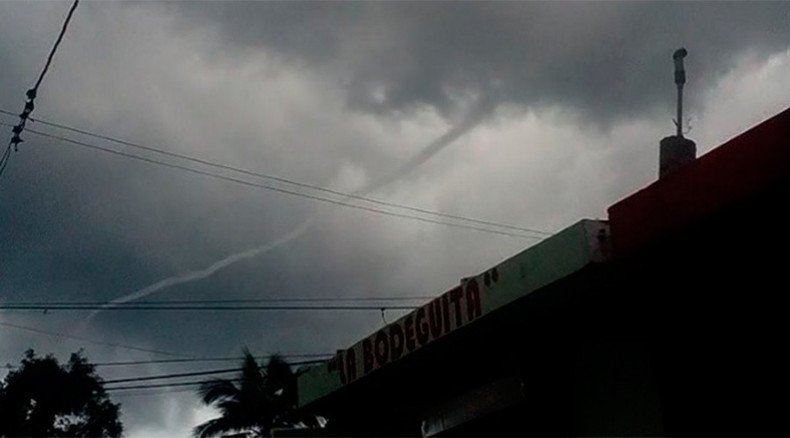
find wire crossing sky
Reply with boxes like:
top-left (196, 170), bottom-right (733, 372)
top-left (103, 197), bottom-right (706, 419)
top-left (0, 121), bottom-right (546, 240)
top-left (0, 108), bottom-right (552, 237)
top-left (1, 304), bottom-right (420, 311)
top-left (2, 296), bottom-right (434, 305)
top-left (68, 94), bottom-right (533, 328)
top-left (0, 0), bottom-right (79, 178)
top-left (3, 2), bottom-right (790, 435)
top-left (0, 321), bottom-right (189, 357)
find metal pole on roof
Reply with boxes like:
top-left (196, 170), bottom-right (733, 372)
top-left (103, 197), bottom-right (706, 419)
top-left (659, 48), bottom-right (696, 179)
top-left (673, 48), bottom-right (688, 138)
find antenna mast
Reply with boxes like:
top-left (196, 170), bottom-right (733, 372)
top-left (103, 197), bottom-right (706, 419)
top-left (659, 48), bottom-right (696, 179)
top-left (673, 48), bottom-right (688, 137)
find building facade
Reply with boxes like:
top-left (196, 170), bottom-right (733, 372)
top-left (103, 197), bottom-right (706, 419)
top-left (292, 107), bottom-right (790, 436)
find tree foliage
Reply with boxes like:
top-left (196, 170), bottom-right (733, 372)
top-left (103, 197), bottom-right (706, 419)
top-left (194, 349), bottom-right (313, 438)
top-left (0, 350), bottom-right (122, 437)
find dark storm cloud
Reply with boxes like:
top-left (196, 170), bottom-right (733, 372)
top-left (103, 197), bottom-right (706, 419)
top-left (171, 2), bottom-right (790, 123)
top-left (3, 2), bottom-right (790, 435)
top-left (0, 0), bottom-right (472, 361)
top-left (0, 5), bottom-right (404, 429)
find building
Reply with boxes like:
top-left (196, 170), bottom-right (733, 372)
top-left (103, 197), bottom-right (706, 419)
top-left (292, 106), bottom-right (790, 436)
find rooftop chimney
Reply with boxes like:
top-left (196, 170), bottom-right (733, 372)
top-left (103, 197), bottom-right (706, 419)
top-left (659, 48), bottom-right (696, 178)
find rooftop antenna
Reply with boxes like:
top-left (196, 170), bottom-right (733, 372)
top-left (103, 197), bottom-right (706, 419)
top-left (659, 47), bottom-right (696, 178)
top-left (673, 48), bottom-right (688, 137)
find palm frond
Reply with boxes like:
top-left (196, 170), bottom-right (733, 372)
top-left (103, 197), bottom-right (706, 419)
top-left (265, 355), bottom-right (297, 408)
top-left (197, 378), bottom-right (239, 405)
top-left (239, 348), bottom-right (266, 390)
top-left (195, 348), bottom-right (305, 438)
top-left (193, 417), bottom-right (238, 438)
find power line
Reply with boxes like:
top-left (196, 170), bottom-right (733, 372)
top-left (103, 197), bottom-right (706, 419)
top-left (3, 296), bottom-right (434, 306)
top-left (104, 359), bottom-right (326, 391)
top-left (0, 120), bottom-right (544, 239)
top-left (3, 354), bottom-right (335, 370)
top-left (104, 359), bottom-right (328, 385)
top-left (0, 320), bottom-right (188, 357)
top-left (0, 146), bottom-right (11, 178)
top-left (0, 123), bottom-right (542, 239)
top-left (1, 0), bottom-right (80, 178)
top-left (0, 304), bottom-right (420, 312)
top-left (92, 354), bottom-right (333, 367)
top-left (103, 367), bottom-right (246, 384)
top-left (32, 1), bottom-right (80, 91)
top-left (0, 320), bottom-right (333, 366)
top-left (0, 108), bottom-right (553, 237)
top-left (105, 379), bottom-right (240, 391)
top-left (108, 387), bottom-right (197, 397)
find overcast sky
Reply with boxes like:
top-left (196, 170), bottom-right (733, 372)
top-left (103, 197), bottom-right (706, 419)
top-left (1, 1), bottom-right (790, 436)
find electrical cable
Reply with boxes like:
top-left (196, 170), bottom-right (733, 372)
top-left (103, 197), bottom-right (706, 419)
top-left (104, 359), bottom-right (327, 391)
top-left (105, 379), bottom-right (241, 391)
top-left (103, 367), bottom-right (254, 384)
top-left (0, 122), bottom-right (542, 239)
top-left (0, 108), bottom-right (552, 237)
top-left (1, 0), bottom-right (79, 179)
top-left (2, 354), bottom-right (335, 370)
top-left (106, 387), bottom-right (197, 397)
top-left (0, 320), bottom-right (335, 370)
top-left (3, 296), bottom-right (434, 306)
top-left (91, 354), bottom-right (333, 367)
top-left (0, 304), bottom-right (419, 311)
top-left (32, 1), bottom-right (80, 91)
top-left (0, 145), bottom-right (12, 177)
top-left (0, 320), bottom-right (189, 357)
top-left (0, 321), bottom-right (334, 382)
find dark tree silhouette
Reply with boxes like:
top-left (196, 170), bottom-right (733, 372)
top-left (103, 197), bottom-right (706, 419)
top-left (0, 349), bottom-right (122, 437)
top-left (194, 349), bottom-right (312, 438)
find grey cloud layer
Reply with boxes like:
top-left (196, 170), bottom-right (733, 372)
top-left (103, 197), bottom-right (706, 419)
top-left (172, 2), bottom-right (790, 122)
top-left (2, 2), bottom-right (790, 436)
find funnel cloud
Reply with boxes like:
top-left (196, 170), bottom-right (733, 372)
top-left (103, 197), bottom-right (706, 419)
top-left (2, 2), bottom-right (790, 436)
top-left (85, 96), bottom-right (494, 323)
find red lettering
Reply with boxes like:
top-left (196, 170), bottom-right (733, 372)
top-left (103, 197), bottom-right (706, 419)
top-left (404, 314), bottom-right (416, 352)
top-left (362, 338), bottom-right (374, 374)
top-left (428, 299), bottom-right (443, 339)
top-left (415, 307), bottom-right (430, 346)
top-left (465, 279), bottom-right (482, 321)
top-left (449, 286), bottom-right (464, 328)
top-left (389, 323), bottom-right (404, 361)
top-left (374, 330), bottom-right (389, 367)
